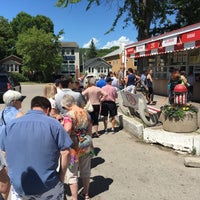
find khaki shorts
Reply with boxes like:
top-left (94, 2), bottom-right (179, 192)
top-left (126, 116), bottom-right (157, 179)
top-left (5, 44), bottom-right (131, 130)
top-left (65, 154), bottom-right (91, 184)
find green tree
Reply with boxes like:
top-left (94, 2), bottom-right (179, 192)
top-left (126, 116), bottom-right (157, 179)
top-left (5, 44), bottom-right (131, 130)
top-left (16, 27), bottom-right (63, 81)
top-left (172, 0), bottom-right (200, 28)
top-left (11, 12), bottom-right (54, 38)
top-left (0, 16), bottom-right (15, 59)
top-left (56, 0), bottom-right (171, 40)
top-left (33, 15), bottom-right (54, 33)
top-left (87, 39), bottom-right (97, 59)
top-left (56, 0), bottom-right (200, 40)
top-left (11, 12), bottom-right (34, 39)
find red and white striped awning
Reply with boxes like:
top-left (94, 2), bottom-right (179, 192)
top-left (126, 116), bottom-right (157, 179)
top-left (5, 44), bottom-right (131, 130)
top-left (126, 23), bottom-right (200, 58)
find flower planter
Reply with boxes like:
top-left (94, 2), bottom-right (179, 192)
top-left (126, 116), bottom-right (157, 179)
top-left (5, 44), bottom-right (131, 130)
top-left (163, 111), bottom-right (198, 133)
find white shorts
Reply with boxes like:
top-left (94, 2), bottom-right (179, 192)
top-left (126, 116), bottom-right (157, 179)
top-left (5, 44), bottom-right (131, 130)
top-left (126, 85), bottom-right (136, 94)
top-left (10, 181), bottom-right (64, 200)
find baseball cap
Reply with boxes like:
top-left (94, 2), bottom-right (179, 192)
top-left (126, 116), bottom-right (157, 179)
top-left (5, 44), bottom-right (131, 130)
top-left (105, 77), bottom-right (113, 82)
top-left (3, 90), bottom-right (26, 105)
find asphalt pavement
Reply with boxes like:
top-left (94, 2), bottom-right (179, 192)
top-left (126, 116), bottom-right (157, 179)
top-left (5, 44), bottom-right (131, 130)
top-left (1, 85), bottom-right (200, 200)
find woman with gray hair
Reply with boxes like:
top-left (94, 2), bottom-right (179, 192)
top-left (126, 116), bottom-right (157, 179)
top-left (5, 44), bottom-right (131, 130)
top-left (0, 90), bottom-right (26, 199)
top-left (82, 78), bottom-right (107, 137)
top-left (61, 94), bottom-right (93, 200)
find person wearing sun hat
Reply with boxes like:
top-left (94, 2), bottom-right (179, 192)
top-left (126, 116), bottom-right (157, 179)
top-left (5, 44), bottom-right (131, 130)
top-left (0, 90), bottom-right (26, 199)
top-left (2, 90), bottom-right (26, 120)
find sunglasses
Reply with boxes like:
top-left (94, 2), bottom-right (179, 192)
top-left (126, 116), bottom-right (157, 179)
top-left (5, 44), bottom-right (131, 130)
top-left (62, 106), bottom-right (67, 110)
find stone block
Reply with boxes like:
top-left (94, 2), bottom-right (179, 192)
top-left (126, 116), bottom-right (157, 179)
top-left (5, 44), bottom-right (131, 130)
top-left (184, 157), bottom-right (200, 168)
top-left (163, 112), bottom-right (198, 133)
top-left (115, 113), bottom-right (144, 138)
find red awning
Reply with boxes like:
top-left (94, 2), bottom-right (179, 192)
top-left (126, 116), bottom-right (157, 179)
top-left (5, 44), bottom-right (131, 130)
top-left (181, 29), bottom-right (200, 43)
top-left (146, 41), bottom-right (160, 50)
top-left (125, 23), bottom-right (200, 58)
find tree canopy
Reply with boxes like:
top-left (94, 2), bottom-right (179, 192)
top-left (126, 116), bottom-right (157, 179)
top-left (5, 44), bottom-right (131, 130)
top-left (56, 0), bottom-right (200, 40)
top-left (0, 12), bottom-right (63, 81)
top-left (87, 39), bottom-right (98, 59)
top-left (0, 16), bottom-right (14, 59)
top-left (16, 27), bottom-right (62, 81)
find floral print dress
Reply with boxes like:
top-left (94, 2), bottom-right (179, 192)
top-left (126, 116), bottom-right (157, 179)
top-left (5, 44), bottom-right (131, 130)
top-left (63, 108), bottom-right (92, 168)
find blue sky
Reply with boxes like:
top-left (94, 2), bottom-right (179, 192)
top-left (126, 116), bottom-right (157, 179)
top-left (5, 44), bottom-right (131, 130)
top-left (0, 0), bottom-right (137, 49)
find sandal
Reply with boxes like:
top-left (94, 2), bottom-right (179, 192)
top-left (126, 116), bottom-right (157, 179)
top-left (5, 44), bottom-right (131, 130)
top-left (79, 193), bottom-right (90, 200)
top-left (93, 133), bottom-right (100, 138)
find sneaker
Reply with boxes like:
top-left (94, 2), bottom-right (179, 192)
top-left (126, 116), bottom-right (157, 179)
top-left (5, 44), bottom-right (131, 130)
top-left (104, 129), bottom-right (108, 134)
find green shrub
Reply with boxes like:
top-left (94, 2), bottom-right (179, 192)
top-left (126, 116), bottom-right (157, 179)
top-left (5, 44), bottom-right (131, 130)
top-left (9, 72), bottom-right (29, 82)
top-left (161, 104), bottom-right (198, 121)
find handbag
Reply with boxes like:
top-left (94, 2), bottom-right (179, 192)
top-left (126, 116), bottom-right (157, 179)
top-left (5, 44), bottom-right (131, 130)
top-left (84, 101), bottom-right (94, 113)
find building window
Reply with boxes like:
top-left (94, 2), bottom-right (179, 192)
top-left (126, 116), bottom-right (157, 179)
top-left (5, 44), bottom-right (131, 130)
top-left (15, 65), bottom-right (19, 71)
top-left (10, 64), bottom-right (13, 72)
top-left (89, 67), bottom-right (91, 73)
top-left (71, 49), bottom-right (74, 55)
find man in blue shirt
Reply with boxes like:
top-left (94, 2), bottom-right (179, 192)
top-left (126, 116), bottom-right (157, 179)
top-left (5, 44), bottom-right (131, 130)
top-left (1, 96), bottom-right (72, 199)
top-left (96, 74), bottom-right (106, 88)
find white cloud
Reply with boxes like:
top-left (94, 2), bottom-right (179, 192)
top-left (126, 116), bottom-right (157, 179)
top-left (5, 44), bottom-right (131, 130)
top-left (59, 35), bottom-right (64, 41)
top-left (82, 37), bottom-right (99, 48)
top-left (101, 36), bottom-right (134, 49)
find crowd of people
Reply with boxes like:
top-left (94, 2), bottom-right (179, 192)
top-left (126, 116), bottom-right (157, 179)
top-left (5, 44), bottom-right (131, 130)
top-left (0, 66), bottom-right (193, 200)
top-left (0, 72), bottom-right (121, 200)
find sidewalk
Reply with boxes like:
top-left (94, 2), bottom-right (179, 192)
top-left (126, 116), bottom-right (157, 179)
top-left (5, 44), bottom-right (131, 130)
top-left (117, 93), bottom-right (200, 155)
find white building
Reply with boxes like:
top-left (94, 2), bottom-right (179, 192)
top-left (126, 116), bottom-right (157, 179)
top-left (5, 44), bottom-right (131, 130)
top-left (84, 57), bottom-right (112, 78)
top-left (60, 42), bottom-right (79, 78)
top-left (0, 55), bottom-right (22, 73)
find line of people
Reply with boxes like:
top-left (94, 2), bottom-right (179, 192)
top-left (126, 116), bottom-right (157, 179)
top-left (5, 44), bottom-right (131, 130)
top-left (0, 74), bottom-right (120, 200)
top-left (105, 67), bottom-right (156, 105)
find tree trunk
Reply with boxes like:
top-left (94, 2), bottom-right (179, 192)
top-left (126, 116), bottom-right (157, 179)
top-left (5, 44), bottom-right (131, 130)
top-left (130, 0), bottom-right (153, 41)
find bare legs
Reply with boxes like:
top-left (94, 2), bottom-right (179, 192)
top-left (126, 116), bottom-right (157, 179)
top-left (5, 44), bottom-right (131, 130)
top-left (103, 116), bottom-right (108, 130)
top-left (103, 116), bottom-right (115, 130)
top-left (69, 183), bottom-right (78, 200)
top-left (82, 177), bottom-right (90, 199)
top-left (93, 125), bottom-right (100, 137)
top-left (111, 117), bottom-right (115, 129)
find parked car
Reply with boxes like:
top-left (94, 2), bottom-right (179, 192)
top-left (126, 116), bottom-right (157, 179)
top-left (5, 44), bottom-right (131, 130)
top-left (0, 73), bottom-right (21, 101)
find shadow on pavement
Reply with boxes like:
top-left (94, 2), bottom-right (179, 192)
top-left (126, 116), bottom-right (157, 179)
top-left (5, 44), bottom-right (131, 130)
top-left (93, 147), bottom-right (101, 156)
top-left (89, 175), bottom-right (113, 198)
top-left (91, 157), bottom-right (105, 169)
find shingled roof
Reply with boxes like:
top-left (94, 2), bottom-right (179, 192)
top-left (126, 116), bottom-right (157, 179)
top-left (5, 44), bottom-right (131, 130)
top-left (84, 57), bottom-right (112, 69)
top-left (61, 42), bottom-right (79, 48)
top-left (103, 47), bottom-right (122, 58)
